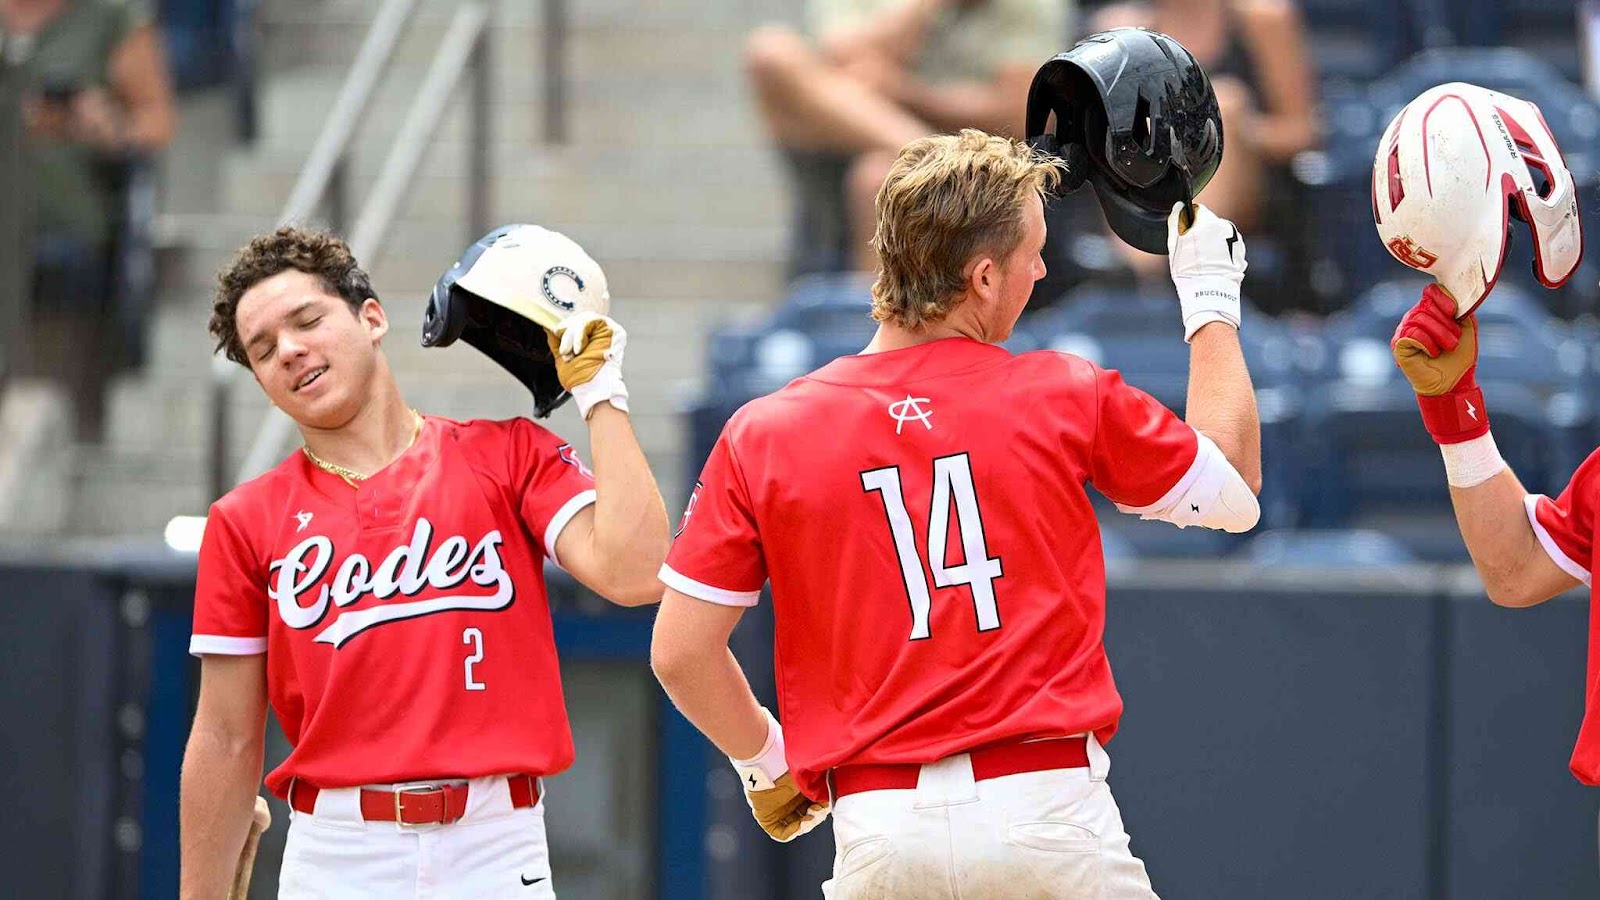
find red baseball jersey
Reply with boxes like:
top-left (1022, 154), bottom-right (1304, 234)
top-left (1526, 448), bottom-right (1600, 783)
top-left (663, 337), bottom-right (1199, 801)
top-left (190, 415), bottom-right (596, 798)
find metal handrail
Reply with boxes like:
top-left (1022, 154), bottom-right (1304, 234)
top-left (227, 1), bottom-right (493, 489)
top-left (207, 0), bottom-right (422, 500)
top-left (208, 0), bottom-right (494, 499)
top-left (280, 0), bottom-right (421, 226)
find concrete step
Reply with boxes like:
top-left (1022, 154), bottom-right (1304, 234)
top-left (260, 18), bottom-right (755, 80)
top-left (218, 162), bottom-right (786, 230)
top-left (68, 444), bottom-right (212, 534)
top-left (258, 0), bottom-right (791, 43)
top-left (247, 75), bottom-right (765, 158)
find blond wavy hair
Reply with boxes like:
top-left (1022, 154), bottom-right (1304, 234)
top-left (870, 129), bottom-right (1064, 329)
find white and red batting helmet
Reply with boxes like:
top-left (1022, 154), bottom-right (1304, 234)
top-left (1372, 82), bottom-right (1583, 317)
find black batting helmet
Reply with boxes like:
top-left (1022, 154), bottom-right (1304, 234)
top-left (1025, 28), bottom-right (1224, 254)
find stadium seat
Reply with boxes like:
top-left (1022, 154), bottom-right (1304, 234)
top-left (1295, 47), bottom-right (1600, 316)
top-left (1296, 280), bottom-right (1591, 556)
top-left (1372, 49), bottom-right (1600, 315)
top-left (1298, 0), bottom-right (1442, 86)
top-left (1454, 0), bottom-right (1584, 83)
top-left (1026, 286), bottom-right (1310, 533)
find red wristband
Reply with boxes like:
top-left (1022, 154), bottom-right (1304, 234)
top-left (1415, 376), bottom-right (1490, 445)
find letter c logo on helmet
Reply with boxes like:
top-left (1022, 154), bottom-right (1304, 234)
top-left (1373, 82), bottom-right (1583, 318)
top-left (420, 224), bottom-right (610, 418)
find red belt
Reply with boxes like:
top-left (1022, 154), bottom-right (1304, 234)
top-left (832, 736), bottom-right (1090, 799)
top-left (289, 774), bottom-right (539, 825)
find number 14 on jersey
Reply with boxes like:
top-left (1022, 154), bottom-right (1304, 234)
top-left (861, 453), bottom-right (1003, 641)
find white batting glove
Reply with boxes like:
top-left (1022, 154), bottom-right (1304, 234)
top-left (548, 311), bottom-right (629, 419)
top-left (1168, 202), bottom-right (1246, 342)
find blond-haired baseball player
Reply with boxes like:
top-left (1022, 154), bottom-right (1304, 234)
top-left (652, 129), bottom-right (1262, 898)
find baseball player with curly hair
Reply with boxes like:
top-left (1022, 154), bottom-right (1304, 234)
top-left (178, 225), bottom-right (669, 899)
top-left (651, 129), bottom-right (1262, 898)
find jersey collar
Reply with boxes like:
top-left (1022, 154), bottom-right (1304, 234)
top-left (806, 337), bottom-right (1012, 387)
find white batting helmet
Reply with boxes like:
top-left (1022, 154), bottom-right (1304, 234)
top-left (1372, 82), bottom-right (1583, 317)
top-left (444, 224), bottom-right (610, 330)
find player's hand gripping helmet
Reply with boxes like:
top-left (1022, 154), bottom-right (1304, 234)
top-left (422, 224), bottom-right (611, 417)
top-left (1373, 82), bottom-right (1583, 317)
top-left (1025, 27), bottom-right (1224, 254)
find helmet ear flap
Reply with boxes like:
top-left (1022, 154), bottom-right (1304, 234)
top-left (421, 281), bottom-right (471, 348)
top-left (1059, 142), bottom-right (1089, 193)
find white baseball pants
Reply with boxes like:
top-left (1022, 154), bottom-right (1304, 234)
top-left (822, 735), bottom-right (1159, 899)
top-left (278, 775), bottom-right (555, 899)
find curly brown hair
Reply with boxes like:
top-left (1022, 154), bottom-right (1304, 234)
top-left (871, 130), bottom-right (1064, 329)
top-left (210, 226), bottom-right (379, 366)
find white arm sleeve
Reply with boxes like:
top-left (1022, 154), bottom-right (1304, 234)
top-left (1114, 431), bottom-right (1260, 533)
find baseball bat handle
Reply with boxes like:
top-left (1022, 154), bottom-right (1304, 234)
top-left (227, 796), bottom-right (272, 900)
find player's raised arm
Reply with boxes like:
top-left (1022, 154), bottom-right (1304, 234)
top-left (179, 653), bottom-right (267, 899)
top-left (1169, 202), bottom-right (1262, 494)
top-left (1391, 285), bottom-right (1580, 607)
top-left (546, 314), bottom-right (671, 605)
top-left (422, 227), bottom-right (670, 606)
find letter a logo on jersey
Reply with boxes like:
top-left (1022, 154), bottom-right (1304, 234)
top-left (888, 395), bottom-right (933, 435)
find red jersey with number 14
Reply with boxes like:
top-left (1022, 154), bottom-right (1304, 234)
top-left (662, 338), bottom-right (1199, 802)
top-left (190, 415), bottom-right (596, 798)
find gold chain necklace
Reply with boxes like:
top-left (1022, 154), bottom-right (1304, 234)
top-left (303, 410), bottom-right (424, 488)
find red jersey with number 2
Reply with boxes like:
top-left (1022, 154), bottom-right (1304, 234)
top-left (190, 416), bottom-right (596, 798)
top-left (662, 338), bottom-right (1199, 802)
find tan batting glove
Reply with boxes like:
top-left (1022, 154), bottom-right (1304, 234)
top-left (744, 772), bottom-right (831, 843)
top-left (731, 707), bottom-right (830, 843)
top-left (1391, 283), bottom-right (1478, 396)
top-left (1391, 283), bottom-right (1491, 444)
top-left (545, 311), bottom-right (629, 418)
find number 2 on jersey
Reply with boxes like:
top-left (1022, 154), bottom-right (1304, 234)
top-left (861, 453), bottom-right (1002, 640)
top-left (462, 627), bottom-right (486, 691)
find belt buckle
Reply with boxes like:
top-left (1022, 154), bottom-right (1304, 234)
top-left (390, 781), bottom-right (445, 831)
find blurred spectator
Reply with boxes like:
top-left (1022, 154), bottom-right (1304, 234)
top-left (745, 0), bottom-right (1072, 273)
top-left (1088, 0), bottom-right (1320, 234)
top-left (0, 0), bottom-right (176, 441)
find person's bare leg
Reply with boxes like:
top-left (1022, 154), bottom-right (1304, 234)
top-left (1196, 76), bottom-right (1263, 231)
top-left (744, 25), bottom-right (928, 153)
top-left (846, 149), bottom-right (900, 273)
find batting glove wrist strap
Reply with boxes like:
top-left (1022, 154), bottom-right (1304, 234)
top-left (571, 363), bottom-right (629, 420)
top-left (1415, 375), bottom-right (1490, 445)
top-left (1168, 203), bottom-right (1245, 343)
top-left (1392, 285), bottom-right (1488, 444)
top-left (730, 709), bottom-right (830, 843)
top-left (730, 707), bottom-right (787, 788)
